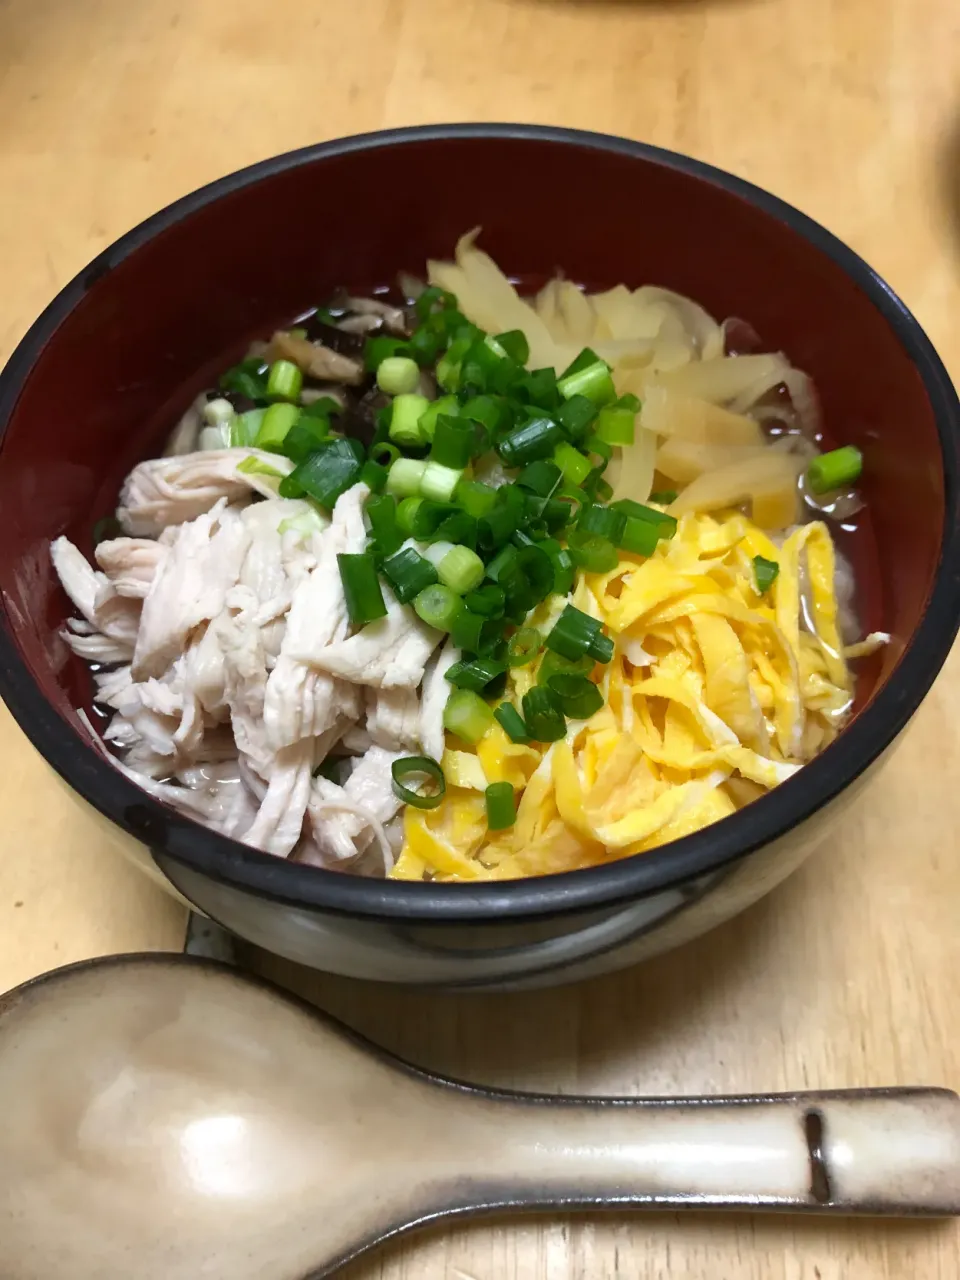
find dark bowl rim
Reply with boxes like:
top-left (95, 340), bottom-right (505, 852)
top-left (1, 122), bottom-right (959, 923)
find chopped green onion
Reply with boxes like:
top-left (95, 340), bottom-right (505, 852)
top-left (578, 502), bottom-right (626, 543)
top-left (586, 435), bottom-right (614, 464)
top-left (611, 498), bottom-right (678, 539)
top-left (443, 689), bottom-right (494, 745)
top-left (396, 496), bottom-right (425, 537)
top-left (435, 544), bottom-right (485, 594)
top-left (450, 606), bottom-right (484, 653)
top-left (418, 395), bottom-right (459, 442)
top-left (388, 393), bottom-right (431, 448)
top-left (359, 460), bottom-right (388, 493)
top-left (445, 656), bottom-right (506, 692)
top-left (506, 627), bottom-right (542, 667)
top-left (370, 442), bottom-right (401, 467)
top-left (421, 461), bottom-right (464, 503)
top-left (415, 285), bottom-right (458, 321)
top-left (494, 330), bottom-right (530, 365)
top-left (381, 547), bottom-right (439, 604)
top-left (365, 494), bottom-right (404, 556)
top-left (364, 334), bottom-right (410, 373)
top-left (464, 584), bottom-right (506, 617)
top-left (237, 455), bottom-right (286, 479)
top-left (408, 325), bottom-right (445, 366)
top-left (255, 402), bottom-right (300, 450)
top-left (522, 687), bottom-right (567, 743)
top-left (514, 542), bottom-right (555, 604)
top-left (278, 418), bottom-right (331, 463)
top-left (478, 502), bottom-right (519, 551)
top-left (377, 355), bottom-right (421, 397)
top-left (649, 489), bottom-right (678, 505)
top-left (266, 359), bottom-right (303, 403)
top-left (391, 755), bottom-right (446, 810)
top-left (537, 651), bottom-right (594, 687)
top-left (494, 702), bottom-right (530, 744)
top-left (807, 445), bottom-right (863, 494)
top-left (546, 604), bottom-right (615, 664)
top-left (539, 538), bottom-right (576, 595)
top-left (386, 458), bottom-right (427, 498)
top-left (522, 367), bottom-right (561, 411)
top-left (461, 394), bottom-right (512, 436)
top-left (220, 358), bottom-right (269, 402)
top-left (567, 530), bottom-right (619, 573)
top-left (414, 583), bottom-right (462, 631)
top-left (558, 358), bottom-right (616, 407)
top-left (548, 673), bottom-right (604, 720)
top-left (553, 440), bottom-right (593, 487)
top-left (435, 511), bottom-right (478, 547)
top-left (556, 394), bottom-right (598, 441)
top-left (485, 781), bottom-right (517, 830)
top-left (595, 397), bottom-right (638, 446)
top-left (517, 460), bottom-right (562, 497)
top-left (409, 500), bottom-right (456, 540)
top-left (457, 479), bottom-right (499, 518)
top-left (498, 417), bottom-right (563, 467)
top-left (618, 516), bottom-right (661, 557)
top-left (299, 396), bottom-right (341, 421)
top-left (337, 553), bottom-right (388, 627)
top-left (279, 437), bottom-right (364, 508)
top-left (485, 544), bottom-right (519, 586)
top-left (231, 408), bottom-right (265, 447)
top-left (202, 397), bottom-right (235, 427)
top-left (753, 555), bottom-right (780, 594)
top-left (539, 498), bottom-right (575, 533)
top-left (431, 415), bottom-right (476, 469)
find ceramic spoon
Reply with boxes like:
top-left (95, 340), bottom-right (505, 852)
top-left (1, 956), bottom-right (958, 1280)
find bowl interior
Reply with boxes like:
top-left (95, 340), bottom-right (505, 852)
top-left (0, 129), bottom-right (949, 879)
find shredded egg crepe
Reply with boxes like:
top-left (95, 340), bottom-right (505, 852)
top-left (391, 511), bottom-right (864, 882)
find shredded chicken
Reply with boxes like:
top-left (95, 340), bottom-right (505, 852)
top-left (307, 746), bottom-right (405, 866)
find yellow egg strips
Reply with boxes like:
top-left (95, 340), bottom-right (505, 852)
top-left (391, 511), bottom-right (861, 882)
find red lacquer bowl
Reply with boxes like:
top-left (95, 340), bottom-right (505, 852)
top-left (0, 126), bottom-right (957, 987)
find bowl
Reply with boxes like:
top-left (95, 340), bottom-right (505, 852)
top-left (1, 124), bottom-right (958, 990)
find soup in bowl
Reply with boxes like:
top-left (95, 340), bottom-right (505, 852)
top-left (0, 125), bottom-right (957, 987)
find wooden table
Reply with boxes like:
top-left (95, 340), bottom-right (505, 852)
top-left (2, 0), bottom-right (959, 1275)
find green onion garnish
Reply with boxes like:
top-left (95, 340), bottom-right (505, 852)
top-left (450, 606), bottom-right (484, 653)
top-left (807, 445), bottom-right (863, 494)
top-left (413, 583), bottom-right (463, 632)
top-left (436, 545), bottom-right (485, 595)
top-left (386, 458), bottom-right (427, 499)
top-left (506, 627), bottom-right (542, 668)
top-left (494, 702), bottom-right (530, 744)
top-left (364, 334), bottom-right (410, 373)
top-left (418, 395), bottom-right (459, 442)
top-left (498, 417), bottom-right (564, 467)
top-left (594, 396), bottom-right (638, 446)
top-left (578, 502), bottom-right (626, 543)
top-left (279, 437), bottom-right (364, 508)
top-left (231, 408), bottom-right (265, 447)
top-left (485, 544), bottom-right (519, 585)
top-left (255, 402), bottom-right (300, 451)
top-left (537, 651), bottom-right (594, 687)
top-left (431, 416), bottom-right (476, 469)
top-left (611, 498), bottom-right (678, 538)
top-left (464, 584), bottom-right (506, 618)
top-left (434, 511), bottom-right (478, 548)
top-left (365, 494), bottom-right (403, 557)
top-left (338, 553), bottom-right (388, 627)
top-left (618, 516), bottom-right (661, 557)
top-left (485, 781), bottom-right (517, 831)
top-left (567, 530), bottom-right (619, 574)
top-left (443, 689), bottom-right (495, 744)
top-left (220, 357), bottom-right (269, 402)
top-left (359, 459), bottom-right (388, 493)
top-left (649, 490), bottom-right (678, 505)
top-left (553, 440), bottom-right (593, 487)
top-left (381, 547), bottom-right (439, 604)
top-left (547, 673), bottom-right (604, 720)
top-left (266, 359), bottom-right (304, 403)
top-left (495, 330), bottom-right (530, 365)
top-left (445, 656), bottom-right (507, 693)
top-left (396, 496), bottom-right (425, 537)
top-left (376, 355), bottom-right (421, 397)
top-left (388, 393), bottom-right (431, 448)
top-left (421, 461), bottom-right (464, 504)
top-left (457, 480), bottom-right (499, 518)
top-left (461, 394), bottom-right (511, 435)
top-left (370, 441), bottom-right (401, 466)
top-left (415, 285), bottom-right (458, 321)
top-left (522, 687), bottom-right (567, 743)
top-left (556, 394), bottom-right (598, 440)
top-left (391, 755), bottom-right (446, 810)
top-left (753, 555), bottom-right (780, 594)
top-left (546, 604), bottom-right (614, 664)
top-left (537, 538), bottom-right (575, 596)
top-left (517, 459), bottom-right (563, 497)
top-left (558, 359), bottom-right (616, 407)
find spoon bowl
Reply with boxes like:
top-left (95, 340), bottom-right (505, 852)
top-left (1, 955), bottom-right (959, 1279)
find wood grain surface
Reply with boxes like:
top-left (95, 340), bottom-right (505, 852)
top-left (1, 0), bottom-right (959, 1276)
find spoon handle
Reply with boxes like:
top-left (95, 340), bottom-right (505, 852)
top-left (449, 1087), bottom-right (960, 1216)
